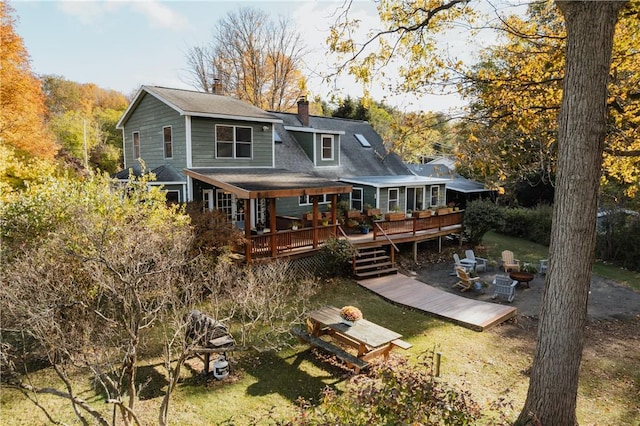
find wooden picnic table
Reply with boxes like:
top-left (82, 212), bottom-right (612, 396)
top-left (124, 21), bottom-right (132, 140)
top-left (300, 306), bottom-right (411, 371)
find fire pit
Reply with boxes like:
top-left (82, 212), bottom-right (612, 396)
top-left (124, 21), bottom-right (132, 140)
top-left (509, 271), bottom-right (535, 288)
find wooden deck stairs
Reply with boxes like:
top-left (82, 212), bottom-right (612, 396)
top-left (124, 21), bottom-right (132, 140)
top-left (353, 246), bottom-right (398, 279)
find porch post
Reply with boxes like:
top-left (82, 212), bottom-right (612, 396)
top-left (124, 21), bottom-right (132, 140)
top-left (331, 194), bottom-right (338, 234)
top-left (312, 196), bottom-right (319, 248)
top-left (269, 198), bottom-right (277, 257)
top-left (245, 199), bottom-right (252, 262)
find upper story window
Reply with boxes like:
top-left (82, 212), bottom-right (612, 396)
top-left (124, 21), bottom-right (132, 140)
top-left (163, 126), bottom-right (173, 159)
top-left (430, 186), bottom-right (440, 207)
top-left (216, 125), bottom-right (252, 159)
top-left (132, 131), bottom-right (140, 159)
top-left (321, 135), bottom-right (334, 160)
top-left (388, 188), bottom-right (399, 211)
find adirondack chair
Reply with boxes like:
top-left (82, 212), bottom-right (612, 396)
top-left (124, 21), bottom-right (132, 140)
top-left (501, 250), bottom-right (520, 272)
top-left (465, 249), bottom-right (488, 273)
top-left (492, 275), bottom-right (517, 302)
top-left (453, 253), bottom-right (475, 274)
top-left (453, 266), bottom-right (480, 292)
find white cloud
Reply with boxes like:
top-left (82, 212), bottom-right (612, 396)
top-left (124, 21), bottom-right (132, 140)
top-left (131, 0), bottom-right (189, 31)
top-left (57, 0), bottom-right (189, 32)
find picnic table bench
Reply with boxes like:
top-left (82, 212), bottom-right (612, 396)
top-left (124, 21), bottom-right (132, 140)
top-left (294, 306), bottom-right (412, 373)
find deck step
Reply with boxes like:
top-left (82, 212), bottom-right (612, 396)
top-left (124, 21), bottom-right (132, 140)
top-left (355, 261), bottom-right (394, 272)
top-left (355, 267), bottom-right (398, 279)
top-left (354, 255), bottom-right (390, 265)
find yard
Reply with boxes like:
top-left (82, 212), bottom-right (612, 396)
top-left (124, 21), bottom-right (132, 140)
top-left (2, 233), bottom-right (639, 425)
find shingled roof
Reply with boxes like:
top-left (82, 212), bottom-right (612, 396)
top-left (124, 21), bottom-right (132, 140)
top-left (117, 86), bottom-right (282, 129)
top-left (270, 112), bottom-right (410, 180)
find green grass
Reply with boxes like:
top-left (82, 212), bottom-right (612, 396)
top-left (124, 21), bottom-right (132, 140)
top-left (2, 238), bottom-right (639, 425)
top-left (480, 231), bottom-right (640, 291)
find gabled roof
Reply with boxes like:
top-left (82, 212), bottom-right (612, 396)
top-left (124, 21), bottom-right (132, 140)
top-left (407, 162), bottom-right (492, 194)
top-left (113, 163), bottom-right (184, 184)
top-left (270, 112), bottom-right (410, 180)
top-left (117, 86), bottom-right (282, 129)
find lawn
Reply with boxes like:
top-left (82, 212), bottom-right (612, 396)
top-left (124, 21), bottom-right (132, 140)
top-left (2, 234), bottom-right (639, 425)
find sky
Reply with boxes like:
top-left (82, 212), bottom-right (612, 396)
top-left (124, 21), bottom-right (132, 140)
top-left (12, 0), bottom-right (512, 113)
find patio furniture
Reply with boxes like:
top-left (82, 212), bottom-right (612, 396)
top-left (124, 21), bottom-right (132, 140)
top-left (296, 306), bottom-right (412, 372)
top-left (492, 275), bottom-right (517, 303)
top-left (453, 253), bottom-right (475, 274)
top-left (509, 271), bottom-right (535, 288)
top-left (539, 259), bottom-right (548, 274)
top-left (453, 266), bottom-right (480, 292)
top-left (465, 249), bottom-right (488, 273)
top-left (501, 250), bottom-right (521, 272)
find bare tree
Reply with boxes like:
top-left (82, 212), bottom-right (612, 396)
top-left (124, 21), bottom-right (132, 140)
top-left (183, 7), bottom-right (306, 111)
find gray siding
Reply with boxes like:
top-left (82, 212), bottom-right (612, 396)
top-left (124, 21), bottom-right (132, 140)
top-left (191, 118), bottom-right (273, 168)
top-left (123, 94), bottom-right (186, 171)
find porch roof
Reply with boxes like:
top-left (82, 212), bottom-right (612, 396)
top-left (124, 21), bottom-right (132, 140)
top-left (184, 168), bottom-right (352, 199)
top-left (339, 175), bottom-right (450, 188)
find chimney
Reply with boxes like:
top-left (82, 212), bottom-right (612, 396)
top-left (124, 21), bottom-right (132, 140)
top-left (212, 78), bottom-right (223, 95)
top-left (297, 96), bottom-right (309, 127)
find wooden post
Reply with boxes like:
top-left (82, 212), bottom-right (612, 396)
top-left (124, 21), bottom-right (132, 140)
top-left (269, 198), bottom-right (277, 257)
top-left (312, 196), bottom-right (319, 248)
top-left (413, 242), bottom-right (417, 263)
top-left (245, 199), bottom-right (252, 262)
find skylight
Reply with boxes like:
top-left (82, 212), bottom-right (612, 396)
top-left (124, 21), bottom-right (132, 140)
top-left (274, 131), bottom-right (282, 143)
top-left (354, 133), bottom-right (371, 147)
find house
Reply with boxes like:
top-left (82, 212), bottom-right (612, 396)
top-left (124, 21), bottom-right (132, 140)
top-left (116, 86), bottom-right (462, 262)
top-left (408, 157), bottom-right (496, 208)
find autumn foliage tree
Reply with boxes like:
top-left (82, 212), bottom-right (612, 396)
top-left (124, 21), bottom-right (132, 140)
top-left (458, 1), bottom-right (639, 206)
top-left (184, 7), bottom-right (307, 111)
top-left (0, 2), bottom-right (56, 159)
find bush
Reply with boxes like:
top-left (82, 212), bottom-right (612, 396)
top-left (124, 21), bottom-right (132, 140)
top-left (284, 352), bottom-right (510, 425)
top-left (596, 212), bottom-right (640, 272)
top-left (463, 199), bottom-right (504, 245)
top-left (497, 204), bottom-right (552, 246)
top-left (319, 236), bottom-right (357, 277)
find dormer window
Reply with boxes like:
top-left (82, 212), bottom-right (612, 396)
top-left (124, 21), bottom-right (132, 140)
top-left (321, 134), bottom-right (334, 160)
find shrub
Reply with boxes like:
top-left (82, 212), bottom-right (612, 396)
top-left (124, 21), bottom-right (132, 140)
top-left (463, 199), bottom-right (504, 245)
top-left (284, 352), bottom-right (510, 425)
top-left (319, 236), bottom-right (357, 277)
top-left (596, 211), bottom-right (640, 272)
top-left (498, 204), bottom-right (552, 246)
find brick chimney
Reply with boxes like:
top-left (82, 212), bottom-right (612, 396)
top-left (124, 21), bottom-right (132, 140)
top-left (212, 78), bottom-right (223, 95)
top-left (297, 96), bottom-right (309, 127)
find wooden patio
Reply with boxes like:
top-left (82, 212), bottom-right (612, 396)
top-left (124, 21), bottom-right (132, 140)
top-left (357, 274), bottom-right (517, 331)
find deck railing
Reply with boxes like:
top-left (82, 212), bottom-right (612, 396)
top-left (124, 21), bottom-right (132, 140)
top-left (246, 211), bottom-right (463, 259)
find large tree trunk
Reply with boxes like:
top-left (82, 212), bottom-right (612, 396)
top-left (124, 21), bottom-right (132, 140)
top-left (516, 2), bottom-right (625, 425)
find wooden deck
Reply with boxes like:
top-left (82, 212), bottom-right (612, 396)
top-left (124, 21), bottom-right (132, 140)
top-left (357, 274), bottom-right (517, 331)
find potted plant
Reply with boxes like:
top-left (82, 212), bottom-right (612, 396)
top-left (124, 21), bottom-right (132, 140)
top-left (290, 221), bottom-right (300, 230)
top-left (386, 207), bottom-right (405, 221)
top-left (347, 209), bottom-right (361, 218)
top-left (256, 221), bottom-right (265, 234)
top-left (521, 263), bottom-right (538, 274)
top-left (436, 205), bottom-right (449, 215)
top-left (360, 222), bottom-right (370, 234)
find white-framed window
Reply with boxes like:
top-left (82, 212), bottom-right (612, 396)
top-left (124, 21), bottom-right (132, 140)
top-left (351, 188), bottom-right (363, 211)
top-left (299, 194), bottom-right (330, 206)
top-left (321, 135), bottom-right (334, 160)
top-left (388, 188), bottom-right (399, 211)
top-left (165, 190), bottom-right (180, 204)
top-left (202, 189), bottom-right (214, 212)
top-left (132, 131), bottom-right (140, 159)
top-left (163, 126), bottom-right (173, 159)
top-left (216, 191), bottom-right (234, 221)
top-left (430, 186), bottom-right (440, 207)
top-left (215, 125), bottom-right (252, 159)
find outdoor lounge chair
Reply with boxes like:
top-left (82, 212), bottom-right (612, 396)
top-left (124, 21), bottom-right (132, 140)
top-left (453, 253), bottom-right (475, 274)
top-left (492, 275), bottom-right (517, 302)
top-left (453, 266), bottom-right (480, 292)
top-left (501, 250), bottom-right (520, 272)
top-left (465, 249), bottom-right (488, 273)
top-left (539, 259), bottom-right (548, 274)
